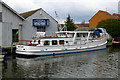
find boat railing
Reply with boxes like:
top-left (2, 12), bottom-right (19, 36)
top-left (32, 32), bottom-right (57, 38)
top-left (32, 31), bottom-right (76, 39)
top-left (32, 36), bottom-right (73, 39)
top-left (16, 40), bottom-right (31, 45)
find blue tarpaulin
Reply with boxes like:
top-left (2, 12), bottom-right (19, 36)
top-left (93, 30), bottom-right (100, 36)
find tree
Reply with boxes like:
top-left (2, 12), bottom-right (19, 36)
top-left (97, 19), bottom-right (120, 37)
top-left (65, 14), bottom-right (76, 31)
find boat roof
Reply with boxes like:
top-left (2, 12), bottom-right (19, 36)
top-left (56, 31), bottom-right (93, 34)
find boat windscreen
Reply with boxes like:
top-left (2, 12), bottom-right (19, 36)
top-left (114, 37), bottom-right (120, 41)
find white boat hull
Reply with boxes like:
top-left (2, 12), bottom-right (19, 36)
top-left (16, 41), bottom-right (107, 56)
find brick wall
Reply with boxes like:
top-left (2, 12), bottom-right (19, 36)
top-left (89, 11), bottom-right (112, 27)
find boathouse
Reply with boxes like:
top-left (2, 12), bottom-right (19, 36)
top-left (0, 1), bottom-right (58, 47)
top-left (20, 8), bottom-right (58, 40)
top-left (0, 1), bottom-right (24, 47)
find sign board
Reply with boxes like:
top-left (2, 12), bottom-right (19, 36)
top-left (33, 19), bottom-right (49, 27)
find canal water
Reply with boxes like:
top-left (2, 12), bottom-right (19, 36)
top-left (0, 46), bottom-right (119, 78)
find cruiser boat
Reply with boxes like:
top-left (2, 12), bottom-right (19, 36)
top-left (16, 28), bottom-right (107, 56)
top-left (112, 37), bottom-right (120, 47)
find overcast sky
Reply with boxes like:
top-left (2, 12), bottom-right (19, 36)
top-left (2, 0), bottom-right (120, 23)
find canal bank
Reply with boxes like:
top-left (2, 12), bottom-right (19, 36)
top-left (1, 46), bottom-right (16, 62)
top-left (2, 46), bottom-right (16, 55)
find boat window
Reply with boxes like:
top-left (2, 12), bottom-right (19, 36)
top-left (72, 33), bottom-right (75, 37)
top-left (114, 37), bottom-right (120, 41)
top-left (97, 29), bottom-right (102, 33)
top-left (83, 33), bottom-right (88, 37)
top-left (90, 33), bottom-right (93, 37)
top-left (77, 33), bottom-right (82, 37)
top-left (59, 33), bottom-right (65, 36)
top-left (59, 40), bottom-right (64, 45)
top-left (67, 33), bottom-right (74, 37)
top-left (52, 40), bottom-right (57, 45)
top-left (66, 41), bottom-right (68, 43)
top-left (44, 41), bottom-right (50, 45)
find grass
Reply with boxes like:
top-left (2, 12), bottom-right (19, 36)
top-left (107, 42), bottom-right (112, 45)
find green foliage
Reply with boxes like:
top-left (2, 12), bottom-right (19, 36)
top-left (107, 42), bottom-right (112, 45)
top-left (97, 19), bottom-right (120, 37)
top-left (65, 14), bottom-right (76, 31)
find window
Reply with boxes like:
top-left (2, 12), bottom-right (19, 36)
top-left (12, 29), bottom-right (19, 42)
top-left (67, 33), bottom-right (74, 37)
top-left (52, 40), bottom-right (57, 45)
top-left (37, 27), bottom-right (45, 32)
top-left (83, 33), bottom-right (88, 37)
top-left (77, 33), bottom-right (82, 37)
top-left (59, 40), bottom-right (64, 45)
top-left (44, 41), bottom-right (50, 46)
top-left (90, 33), bottom-right (93, 37)
top-left (0, 12), bottom-right (2, 22)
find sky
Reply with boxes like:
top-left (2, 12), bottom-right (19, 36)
top-left (2, 0), bottom-right (120, 24)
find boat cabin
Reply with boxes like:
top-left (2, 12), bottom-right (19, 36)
top-left (30, 31), bottom-right (94, 46)
top-left (19, 28), bottom-right (106, 47)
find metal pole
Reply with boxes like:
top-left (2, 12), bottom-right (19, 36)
top-left (11, 42), bottom-right (13, 57)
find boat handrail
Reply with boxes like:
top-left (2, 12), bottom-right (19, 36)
top-left (18, 40), bottom-right (31, 42)
top-left (32, 36), bottom-right (73, 39)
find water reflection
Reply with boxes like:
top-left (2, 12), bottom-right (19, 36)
top-left (1, 47), bottom-right (119, 78)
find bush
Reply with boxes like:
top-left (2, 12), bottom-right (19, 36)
top-left (97, 19), bottom-right (120, 38)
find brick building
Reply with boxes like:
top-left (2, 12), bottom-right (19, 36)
top-left (89, 10), bottom-right (120, 27)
